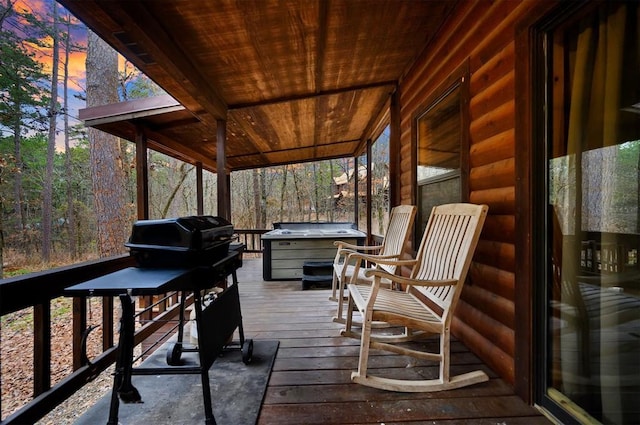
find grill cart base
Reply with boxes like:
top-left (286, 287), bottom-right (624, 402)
top-left (165, 281), bottom-right (253, 367)
top-left (64, 250), bottom-right (248, 425)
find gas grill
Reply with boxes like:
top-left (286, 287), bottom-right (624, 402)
top-left (125, 215), bottom-right (234, 267)
top-left (65, 216), bottom-right (250, 425)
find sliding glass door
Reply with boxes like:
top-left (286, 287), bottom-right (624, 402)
top-left (539, 2), bottom-right (640, 423)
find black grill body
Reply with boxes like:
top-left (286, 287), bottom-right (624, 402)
top-left (125, 216), bottom-right (234, 267)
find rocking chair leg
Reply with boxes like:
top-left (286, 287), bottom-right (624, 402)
top-left (355, 312), bottom-right (373, 378)
top-left (344, 295), bottom-right (354, 333)
top-left (329, 271), bottom-right (338, 301)
top-left (440, 328), bottom-right (450, 383)
top-left (333, 276), bottom-right (347, 323)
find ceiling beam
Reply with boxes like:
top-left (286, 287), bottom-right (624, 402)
top-left (228, 81), bottom-right (396, 111)
top-left (227, 138), bottom-right (359, 160)
top-left (96, 2), bottom-right (228, 120)
top-left (78, 94), bottom-right (183, 123)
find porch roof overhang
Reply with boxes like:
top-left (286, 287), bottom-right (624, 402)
top-left (63, 0), bottom-right (455, 172)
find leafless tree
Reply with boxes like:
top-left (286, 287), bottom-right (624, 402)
top-left (42, 1), bottom-right (60, 262)
top-left (85, 31), bottom-right (128, 256)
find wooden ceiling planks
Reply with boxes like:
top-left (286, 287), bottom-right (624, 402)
top-left (149, 0), bottom-right (320, 104)
top-left (61, 0), bottom-right (455, 171)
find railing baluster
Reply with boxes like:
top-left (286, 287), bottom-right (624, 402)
top-left (103, 296), bottom-right (114, 350)
top-left (72, 297), bottom-right (87, 370)
top-left (33, 303), bottom-right (51, 396)
top-left (234, 229), bottom-right (267, 253)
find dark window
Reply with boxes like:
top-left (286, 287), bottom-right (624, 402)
top-left (415, 74), bottom-right (468, 243)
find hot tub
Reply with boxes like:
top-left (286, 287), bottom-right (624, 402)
top-left (261, 222), bottom-right (366, 280)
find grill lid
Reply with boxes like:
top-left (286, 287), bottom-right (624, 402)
top-left (126, 215), bottom-right (233, 251)
top-left (125, 216), bottom-right (234, 267)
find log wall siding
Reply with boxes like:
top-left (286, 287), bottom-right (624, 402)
top-left (397, 0), bottom-right (551, 388)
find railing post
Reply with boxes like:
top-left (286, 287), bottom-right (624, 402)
top-left (139, 296), bottom-right (153, 324)
top-left (72, 297), bottom-right (87, 370)
top-left (103, 296), bottom-right (114, 350)
top-left (33, 303), bottom-right (51, 396)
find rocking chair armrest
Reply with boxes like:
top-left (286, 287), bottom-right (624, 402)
top-left (364, 269), bottom-right (457, 288)
top-left (337, 247), bottom-right (358, 257)
top-left (348, 252), bottom-right (416, 267)
top-left (336, 248), bottom-right (372, 265)
top-left (337, 247), bottom-right (380, 257)
top-left (334, 240), bottom-right (383, 252)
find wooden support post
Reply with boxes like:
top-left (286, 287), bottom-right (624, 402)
top-left (217, 119), bottom-right (230, 220)
top-left (135, 126), bottom-right (152, 326)
top-left (135, 126), bottom-right (149, 220)
top-left (389, 89), bottom-right (401, 207)
top-left (196, 161), bottom-right (204, 215)
top-left (354, 156), bottom-right (359, 227)
top-left (366, 139), bottom-right (373, 244)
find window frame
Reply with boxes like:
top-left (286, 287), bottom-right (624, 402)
top-left (411, 61), bottom-right (470, 249)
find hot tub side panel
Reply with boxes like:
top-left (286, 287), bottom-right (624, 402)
top-left (262, 237), bottom-right (363, 280)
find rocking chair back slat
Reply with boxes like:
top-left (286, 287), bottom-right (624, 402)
top-left (411, 206), bottom-right (481, 315)
top-left (378, 206), bottom-right (416, 273)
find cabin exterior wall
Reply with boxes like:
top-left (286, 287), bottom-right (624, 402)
top-left (397, 0), bottom-right (558, 402)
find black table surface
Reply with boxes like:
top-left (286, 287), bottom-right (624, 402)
top-left (63, 267), bottom-right (195, 297)
top-left (64, 251), bottom-right (240, 297)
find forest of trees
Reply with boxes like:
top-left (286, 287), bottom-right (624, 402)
top-left (0, 1), bottom-right (390, 278)
top-left (550, 140), bottom-right (640, 236)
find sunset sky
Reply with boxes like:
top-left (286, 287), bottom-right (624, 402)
top-left (14, 0), bottom-right (87, 116)
top-left (7, 0), bottom-right (130, 145)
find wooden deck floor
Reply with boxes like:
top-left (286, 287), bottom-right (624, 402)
top-left (236, 258), bottom-right (550, 425)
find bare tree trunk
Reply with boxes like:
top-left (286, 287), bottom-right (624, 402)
top-left (260, 168), bottom-right (267, 227)
top-left (312, 163), bottom-right (319, 221)
top-left (12, 116), bottom-right (24, 231)
top-left (42, 2), bottom-right (59, 262)
top-left (86, 31), bottom-right (127, 256)
top-left (160, 162), bottom-right (192, 218)
top-left (62, 12), bottom-right (76, 259)
top-left (279, 165), bottom-right (288, 222)
top-left (292, 167), bottom-right (305, 221)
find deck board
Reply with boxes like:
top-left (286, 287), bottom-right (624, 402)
top-left (233, 258), bottom-right (549, 424)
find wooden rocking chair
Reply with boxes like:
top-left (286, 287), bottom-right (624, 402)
top-left (330, 204), bottom-right (416, 324)
top-left (342, 203), bottom-right (489, 392)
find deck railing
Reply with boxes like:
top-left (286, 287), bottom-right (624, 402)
top-left (0, 255), bottom-right (193, 424)
top-left (1, 255), bottom-right (133, 424)
top-left (0, 229), bottom-right (266, 424)
top-left (0, 228), bottom-right (359, 424)
top-left (234, 229), bottom-right (268, 254)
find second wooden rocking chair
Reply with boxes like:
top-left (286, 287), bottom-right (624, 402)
top-left (342, 203), bottom-right (489, 392)
top-left (330, 204), bottom-right (416, 323)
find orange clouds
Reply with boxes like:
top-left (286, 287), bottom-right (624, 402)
top-left (9, 1), bottom-right (87, 92)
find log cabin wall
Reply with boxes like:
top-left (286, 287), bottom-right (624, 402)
top-left (397, 0), bottom-right (558, 400)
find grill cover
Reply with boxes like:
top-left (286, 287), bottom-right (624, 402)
top-left (125, 216), bottom-right (234, 267)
